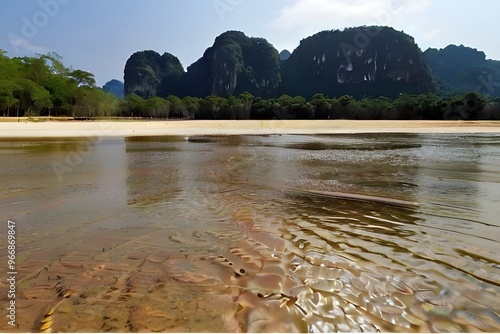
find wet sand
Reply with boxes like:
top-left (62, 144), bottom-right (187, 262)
top-left (0, 119), bottom-right (499, 138)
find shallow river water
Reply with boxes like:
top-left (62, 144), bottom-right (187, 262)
top-left (0, 133), bottom-right (499, 332)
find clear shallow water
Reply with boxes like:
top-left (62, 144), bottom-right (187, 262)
top-left (0, 133), bottom-right (499, 332)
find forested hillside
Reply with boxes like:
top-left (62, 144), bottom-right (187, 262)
top-left (424, 45), bottom-right (500, 97)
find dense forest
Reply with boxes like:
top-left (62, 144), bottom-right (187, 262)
top-left (0, 49), bottom-right (118, 118)
top-left (1, 26), bottom-right (500, 120)
top-left (115, 90), bottom-right (499, 120)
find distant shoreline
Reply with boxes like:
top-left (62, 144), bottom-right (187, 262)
top-left (0, 119), bottom-right (499, 138)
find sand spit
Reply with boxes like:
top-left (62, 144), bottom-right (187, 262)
top-left (0, 119), bottom-right (499, 138)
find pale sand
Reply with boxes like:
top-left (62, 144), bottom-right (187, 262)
top-left (0, 119), bottom-right (499, 138)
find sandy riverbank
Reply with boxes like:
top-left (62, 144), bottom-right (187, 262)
top-left (0, 119), bottom-right (499, 138)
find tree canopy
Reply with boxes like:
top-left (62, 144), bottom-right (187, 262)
top-left (0, 50), bottom-right (117, 117)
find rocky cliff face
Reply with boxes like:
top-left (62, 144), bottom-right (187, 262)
top-left (123, 27), bottom-right (440, 99)
top-left (281, 27), bottom-right (434, 99)
top-left (185, 31), bottom-right (281, 98)
top-left (124, 51), bottom-right (184, 98)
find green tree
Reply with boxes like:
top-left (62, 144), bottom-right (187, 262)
top-left (93, 89), bottom-right (119, 117)
top-left (310, 93), bottom-right (331, 119)
top-left (394, 94), bottom-right (418, 119)
top-left (70, 69), bottom-right (96, 88)
top-left (72, 86), bottom-right (93, 117)
top-left (463, 92), bottom-right (487, 119)
top-left (275, 94), bottom-right (295, 119)
top-left (198, 95), bottom-right (229, 119)
top-left (20, 56), bottom-right (52, 86)
top-left (0, 52), bottom-right (122, 118)
top-left (0, 51), bottom-right (20, 79)
top-left (0, 80), bottom-right (21, 116)
top-left (225, 95), bottom-right (241, 119)
top-left (415, 93), bottom-right (445, 119)
top-left (40, 52), bottom-right (69, 76)
top-left (372, 97), bottom-right (394, 119)
top-left (287, 96), bottom-right (313, 119)
top-left (251, 98), bottom-right (279, 119)
top-left (337, 95), bottom-right (359, 119)
top-left (120, 93), bottom-right (145, 117)
top-left (13, 78), bottom-right (52, 116)
top-left (181, 96), bottom-right (200, 119)
top-left (166, 95), bottom-right (188, 118)
top-left (45, 75), bottom-right (77, 116)
top-left (238, 92), bottom-right (254, 119)
top-left (145, 97), bottom-right (170, 118)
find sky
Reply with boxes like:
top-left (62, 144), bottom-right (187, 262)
top-left (1, 0), bottom-right (499, 87)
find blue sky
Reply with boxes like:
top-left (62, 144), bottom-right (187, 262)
top-left (1, 0), bottom-right (499, 87)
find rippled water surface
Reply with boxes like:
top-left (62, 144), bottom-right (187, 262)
top-left (0, 133), bottom-right (499, 332)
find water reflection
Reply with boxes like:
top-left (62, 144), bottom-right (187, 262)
top-left (0, 134), bottom-right (499, 332)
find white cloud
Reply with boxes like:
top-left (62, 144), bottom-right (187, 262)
top-left (271, 0), bottom-right (433, 30)
top-left (267, 0), bottom-right (435, 53)
top-left (7, 33), bottom-right (49, 54)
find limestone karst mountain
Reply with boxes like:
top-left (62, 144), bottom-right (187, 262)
top-left (124, 50), bottom-right (184, 98)
top-left (281, 26), bottom-right (434, 99)
top-left (424, 44), bottom-right (500, 97)
top-left (184, 30), bottom-right (282, 98)
top-left (124, 27), bottom-right (499, 100)
top-left (102, 79), bottom-right (124, 98)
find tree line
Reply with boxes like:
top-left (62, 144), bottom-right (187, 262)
top-left (117, 91), bottom-right (500, 120)
top-left (1, 51), bottom-right (499, 120)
